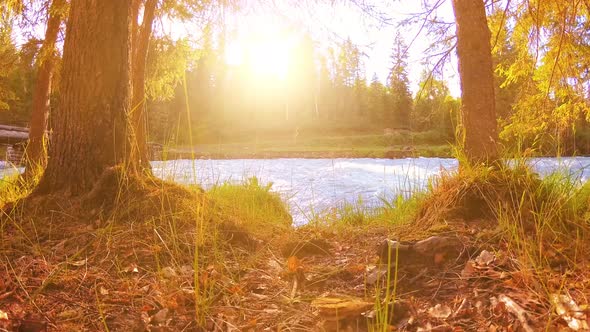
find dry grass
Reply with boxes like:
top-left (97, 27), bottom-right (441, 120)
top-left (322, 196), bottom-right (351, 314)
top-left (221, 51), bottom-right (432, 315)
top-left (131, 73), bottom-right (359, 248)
top-left (0, 168), bottom-right (294, 331)
top-left (1, 159), bottom-right (589, 331)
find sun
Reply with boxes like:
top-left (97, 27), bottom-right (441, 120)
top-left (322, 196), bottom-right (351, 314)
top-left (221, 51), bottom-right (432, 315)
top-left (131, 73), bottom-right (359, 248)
top-left (224, 15), bottom-right (294, 80)
top-left (247, 40), bottom-right (290, 78)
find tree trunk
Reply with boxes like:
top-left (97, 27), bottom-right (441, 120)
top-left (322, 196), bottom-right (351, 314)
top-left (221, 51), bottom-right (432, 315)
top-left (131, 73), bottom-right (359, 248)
top-left (451, 0), bottom-right (499, 163)
top-left (36, 0), bottom-right (132, 195)
top-left (130, 0), bottom-right (157, 171)
top-left (23, 0), bottom-right (66, 178)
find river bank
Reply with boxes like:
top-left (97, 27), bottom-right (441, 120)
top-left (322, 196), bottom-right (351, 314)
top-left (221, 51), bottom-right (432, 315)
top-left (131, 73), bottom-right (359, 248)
top-left (161, 144), bottom-right (453, 160)
top-left (1, 162), bottom-right (589, 331)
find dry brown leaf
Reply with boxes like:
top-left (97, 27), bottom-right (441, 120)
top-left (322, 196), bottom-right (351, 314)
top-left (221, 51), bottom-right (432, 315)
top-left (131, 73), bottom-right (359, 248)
top-left (99, 286), bottom-right (109, 295)
top-left (287, 256), bottom-right (302, 273)
top-left (475, 250), bottom-right (495, 266)
top-left (428, 303), bottom-right (452, 319)
top-left (228, 284), bottom-right (243, 295)
top-left (141, 304), bottom-right (154, 312)
top-left (345, 264), bottom-right (365, 274)
top-left (551, 293), bottom-right (589, 331)
top-left (461, 261), bottom-right (477, 279)
top-left (240, 319), bottom-right (257, 330)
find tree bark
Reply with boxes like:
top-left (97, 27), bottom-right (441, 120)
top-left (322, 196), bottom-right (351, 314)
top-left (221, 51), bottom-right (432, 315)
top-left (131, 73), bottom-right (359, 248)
top-left (36, 0), bottom-right (132, 195)
top-left (451, 0), bottom-right (499, 163)
top-left (23, 0), bottom-right (66, 177)
top-left (130, 0), bottom-right (157, 171)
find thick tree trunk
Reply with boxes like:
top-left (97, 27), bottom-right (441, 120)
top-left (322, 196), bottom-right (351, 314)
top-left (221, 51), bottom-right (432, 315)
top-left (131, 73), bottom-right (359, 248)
top-left (23, 0), bottom-right (66, 177)
top-left (36, 0), bottom-right (132, 195)
top-left (130, 0), bottom-right (157, 171)
top-left (451, 0), bottom-right (499, 163)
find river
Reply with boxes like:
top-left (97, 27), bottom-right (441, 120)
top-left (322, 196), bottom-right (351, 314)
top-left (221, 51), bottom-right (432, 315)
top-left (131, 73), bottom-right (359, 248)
top-left (2, 157), bottom-right (589, 224)
top-left (151, 157), bottom-right (590, 225)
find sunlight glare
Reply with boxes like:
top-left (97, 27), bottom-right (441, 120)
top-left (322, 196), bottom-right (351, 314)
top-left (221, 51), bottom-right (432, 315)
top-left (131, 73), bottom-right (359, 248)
top-left (224, 14), bottom-right (293, 80)
top-left (247, 40), bottom-right (290, 79)
top-left (225, 42), bottom-right (243, 66)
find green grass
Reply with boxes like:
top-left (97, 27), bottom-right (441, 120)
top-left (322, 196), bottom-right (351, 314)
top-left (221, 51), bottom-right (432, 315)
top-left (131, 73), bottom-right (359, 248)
top-left (0, 170), bottom-right (295, 330)
top-left (207, 176), bottom-right (293, 241)
top-left (171, 130), bottom-right (454, 159)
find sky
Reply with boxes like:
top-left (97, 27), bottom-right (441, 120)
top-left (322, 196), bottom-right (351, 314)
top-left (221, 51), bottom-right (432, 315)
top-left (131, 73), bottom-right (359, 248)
top-left (162, 0), bottom-right (461, 96)
top-left (236, 0), bottom-right (462, 96)
top-left (13, 0), bottom-right (462, 97)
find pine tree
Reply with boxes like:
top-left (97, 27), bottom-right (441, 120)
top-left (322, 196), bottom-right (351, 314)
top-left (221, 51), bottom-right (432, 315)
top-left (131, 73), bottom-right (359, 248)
top-left (388, 32), bottom-right (413, 129)
top-left (36, 0), bottom-right (133, 194)
top-left (367, 73), bottom-right (386, 123)
top-left (451, 0), bottom-right (499, 162)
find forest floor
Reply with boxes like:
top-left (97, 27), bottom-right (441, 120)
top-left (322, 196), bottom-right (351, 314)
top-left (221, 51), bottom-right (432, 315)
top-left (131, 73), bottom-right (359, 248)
top-left (1, 165), bottom-right (590, 331)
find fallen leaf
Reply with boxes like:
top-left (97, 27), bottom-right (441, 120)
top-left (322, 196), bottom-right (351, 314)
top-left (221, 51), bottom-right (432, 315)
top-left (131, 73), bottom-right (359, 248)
top-left (287, 256), bottom-right (302, 273)
top-left (0, 310), bottom-right (7, 320)
top-left (461, 261), bottom-right (477, 279)
top-left (345, 264), bottom-right (365, 274)
top-left (475, 250), bottom-right (495, 266)
top-left (551, 293), bottom-right (589, 331)
top-left (228, 284), bottom-right (243, 295)
top-left (240, 319), bottom-right (257, 330)
top-left (428, 304), bottom-right (452, 319)
top-left (99, 286), bottom-right (109, 295)
top-left (141, 304), bottom-right (154, 312)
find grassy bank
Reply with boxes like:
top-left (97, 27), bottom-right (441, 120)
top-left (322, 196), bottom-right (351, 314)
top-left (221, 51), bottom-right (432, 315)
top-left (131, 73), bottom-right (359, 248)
top-left (1, 160), bottom-right (589, 331)
top-left (167, 131), bottom-right (454, 159)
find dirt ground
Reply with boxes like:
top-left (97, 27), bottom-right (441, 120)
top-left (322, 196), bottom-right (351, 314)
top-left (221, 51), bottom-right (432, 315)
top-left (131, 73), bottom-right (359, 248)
top-left (1, 212), bottom-right (589, 331)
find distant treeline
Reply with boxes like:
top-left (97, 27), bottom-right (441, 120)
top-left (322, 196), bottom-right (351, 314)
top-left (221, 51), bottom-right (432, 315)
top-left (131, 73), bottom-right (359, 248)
top-left (146, 34), bottom-right (460, 145)
top-left (2, 14), bottom-right (590, 155)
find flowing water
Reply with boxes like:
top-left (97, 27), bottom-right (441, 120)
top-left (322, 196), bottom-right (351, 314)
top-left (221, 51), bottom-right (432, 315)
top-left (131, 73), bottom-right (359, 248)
top-left (151, 157), bottom-right (590, 225)
top-left (2, 157), bottom-right (589, 225)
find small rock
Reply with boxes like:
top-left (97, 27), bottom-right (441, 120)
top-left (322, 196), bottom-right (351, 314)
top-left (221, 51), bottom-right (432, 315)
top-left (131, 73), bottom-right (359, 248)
top-left (178, 265), bottom-right (194, 277)
top-left (365, 266), bottom-right (388, 285)
top-left (428, 303), bottom-right (452, 319)
top-left (378, 236), bottom-right (463, 266)
top-left (377, 239), bottom-right (413, 262)
top-left (474, 250), bottom-right (495, 266)
top-left (160, 267), bottom-right (177, 279)
top-left (150, 308), bottom-right (169, 325)
top-left (412, 236), bottom-right (461, 256)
